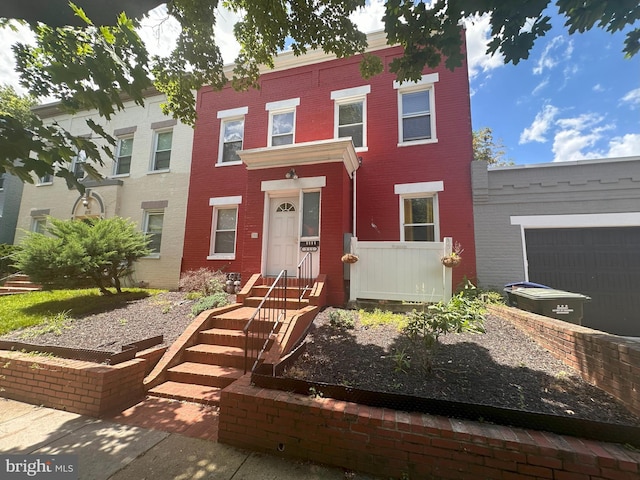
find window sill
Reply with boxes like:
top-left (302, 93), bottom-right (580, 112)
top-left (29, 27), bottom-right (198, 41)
top-left (397, 138), bottom-right (438, 148)
top-left (355, 146), bottom-right (369, 153)
top-left (110, 173), bottom-right (130, 179)
top-left (147, 169), bottom-right (171, 175)
top-left (142, 254), bottom-right (161, 259)
top-left (36, 183), bottom-right (53, 187)
top-left (215, 161), bottom-right (243, 167)
top-left (207, 254), bottom-right (236, 260)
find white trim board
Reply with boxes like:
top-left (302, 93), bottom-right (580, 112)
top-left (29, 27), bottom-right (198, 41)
top-left (510, 212), bottom-right (640, 228)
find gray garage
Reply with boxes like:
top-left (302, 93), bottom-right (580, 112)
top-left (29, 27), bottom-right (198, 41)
top-left (472, 156), bottom-right (640, 336)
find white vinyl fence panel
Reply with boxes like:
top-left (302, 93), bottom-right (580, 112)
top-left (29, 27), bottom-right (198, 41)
top-left (349, 237), bottom-right (452, 303)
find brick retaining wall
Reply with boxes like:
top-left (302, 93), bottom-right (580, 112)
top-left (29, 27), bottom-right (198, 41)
top-left (0, 351), bottom-right (149, 416)
top-left (219, 375), bottom-right (640, 480)
top-left (490, 305), bottom-right (640, 417)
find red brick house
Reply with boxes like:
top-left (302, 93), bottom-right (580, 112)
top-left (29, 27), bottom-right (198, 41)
top-left (182, 31), bottom-right (476, 306)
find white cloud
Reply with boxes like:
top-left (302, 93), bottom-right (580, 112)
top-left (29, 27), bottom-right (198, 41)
top-left (551, 113), bottom-right (619, 161)
top-left (463, 14), bottom-right (504, 81)
top-left (606, 134), bottom-right (640, 157)
top-left (593, 84), bottom-right (604, 92)
top-left (621, 88), bottom-right (640, 109)
top-left (531, 77), bottom-right (549, 95)
top-left (533, 36), bottom-right (572, 75)
top-left (351, 0), bottom-right (385, 33)
top-left (0, 23), bottom-right (35, 94)
top-left (519, 104), bottom-right (559, 144)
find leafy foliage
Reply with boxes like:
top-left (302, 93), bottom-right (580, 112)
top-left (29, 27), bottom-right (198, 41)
top-left (12, 216), bottom-right (151, 294)
top-left (328, 309), bottom-right (356, 330)
top-left (191, 292), bottom-right (230, 316)
top-left (0, 84), bottom-right (36, 124)
top-left (0, 243), bottom-right (20, 278)
top-left (473, 127), bottom-right (514, 166)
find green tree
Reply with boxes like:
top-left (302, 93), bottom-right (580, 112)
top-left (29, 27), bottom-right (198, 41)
top-left (1, 1), bottom-right (638, 182)
top-left (13, 216), bottom-right (151, 295)
top-left (0, 84), bottom-right (36, 123)
top-left (473, 127), bottom-right (514, 167)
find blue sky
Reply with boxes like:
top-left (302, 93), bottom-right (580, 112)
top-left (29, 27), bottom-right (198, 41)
top-left (1, 2), bottom-right (638, 166)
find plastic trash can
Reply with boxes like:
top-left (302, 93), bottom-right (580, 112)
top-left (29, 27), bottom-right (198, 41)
top-left (505, 288), bottom-right (591, 325)
top-left (503, 281), bottom-right (551, 306)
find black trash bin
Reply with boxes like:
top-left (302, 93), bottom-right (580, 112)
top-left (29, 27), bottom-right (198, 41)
top-left (505, 287), bottom-right (591, 325)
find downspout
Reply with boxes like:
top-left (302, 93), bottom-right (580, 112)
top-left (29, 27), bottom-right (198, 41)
top-left (352, 168), bottom-right (357, 237)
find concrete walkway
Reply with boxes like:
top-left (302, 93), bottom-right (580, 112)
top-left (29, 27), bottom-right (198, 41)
top-left (0, 397), bottom-right (378, 480)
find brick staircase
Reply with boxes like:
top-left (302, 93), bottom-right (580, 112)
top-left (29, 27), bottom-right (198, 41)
top-left (145, 275), bottom-right (325, 406)
top-left (0, 274), bottom-right (43, 296)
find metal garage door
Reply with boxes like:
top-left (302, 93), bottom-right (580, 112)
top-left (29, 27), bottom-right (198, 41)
top-left (525, 227), bottom-right (640, 336)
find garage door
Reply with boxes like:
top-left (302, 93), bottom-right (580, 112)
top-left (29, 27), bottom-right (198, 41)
top-left (525, 227), bottom-right (640, 336)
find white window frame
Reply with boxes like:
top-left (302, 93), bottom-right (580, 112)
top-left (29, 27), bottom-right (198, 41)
top-left (266, 98), bottom-right (300, 147)
top-left (208, 196), bottom-right (242, 260)
top-left (31, 217), bottom-right (47, 234)
top-left (114, 136), bottom-right (134, 176)
top-left (331, 85), bottom-right (370, 151)
top-left (394, 73), bottom-right (439, 147)
top-left (37, 174), bottom-right (53, 185)
top-left (150, 129), bottom-right (172, 172)
top-left (395, 181), bottom-right (443, 242)
top-left (217, 107), bottom-right (248, 165)
top-left (71, 150), bottom-right (87, 180)
top-left (143, 210), bottom-right (164, 257)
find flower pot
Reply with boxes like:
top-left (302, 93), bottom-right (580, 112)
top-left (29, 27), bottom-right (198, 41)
top-left (441, 255), bottom-right (461, 268)
top-left (341, 253), bottom-right (359, 264)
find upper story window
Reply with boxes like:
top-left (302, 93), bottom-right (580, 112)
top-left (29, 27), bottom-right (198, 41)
top-left (152, 130), bottom-right (172, 171)
top-left (266, 98), bottom-right (299, 147)
top-left (394, 73), bottom-right (439, 146)
top-left (395, 181), bottom-right (443, 242)
top-left (331, 86), bottom-right (370, 150)
top-left (38, 173), bottom-right (53, 185)
top-left (217, 106), bottom-right (248, 165)
top-left (72, 150), bottom-right (87, 180)
top-left (114, 136), bottom-right (134, 176)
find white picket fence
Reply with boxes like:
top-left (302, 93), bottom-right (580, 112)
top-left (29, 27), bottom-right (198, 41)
top-left (348, 237), bottom-right (452, 303)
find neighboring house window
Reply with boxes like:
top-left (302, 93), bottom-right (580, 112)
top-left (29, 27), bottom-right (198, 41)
top-left (152, 130), bottom-right (172, 171)
top-left (208, 196), bottom-right (242, 259)
top-left (115, 137), bottom-right (133, 175)
top-left (143, 211), bottom-right (164, 255)
top-left (266, 98), bottom-right (299, 147)
top-left (331, 86), bottom-right (370, 150)
top-left (31, 217), bottom-right (47, 234)
top-left (395, 181), bottom-right (443, 242)
top-left (394, 73), bottom-right (439, 146)
top-left (217, 106), bottom-right (248, 165)
top-left (72, 150), bottom-right (87, 179)
top-left (38, 173), bottom-right (53, 185)
top-left (301, 191), bottom-right (320, 238)
top-left (0, 173), bottom-right (4, 190)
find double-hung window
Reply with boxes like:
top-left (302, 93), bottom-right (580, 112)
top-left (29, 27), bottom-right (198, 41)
top-left (266, 98), bottom-right (299, 147)
top-left (217, 107), bottom-right (248, 164)
top-left (115, 137), bottom-right (134, 175)
top-left (31, 217), bottom-right (47, 234)
top-left (72, 150), bottom-right (87, 180)
top-left (143, 211), bottom-right (164, 255)
top-left (38, 174), bottom-right (53, 185)
top-left (331, 86), bottom-right (370, 150)
top-left (152, 130), bottom-right (172, 171)
top-left (395, 181), bottom-right (443, 242)
top-left (394, 73), bottom-right (439, 146)
top-left (208, 196), bottom-right (242, 259)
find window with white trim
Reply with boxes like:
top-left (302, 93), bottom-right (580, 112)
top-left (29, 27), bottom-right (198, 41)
top-left (394, 73), bottom-right (438, 146)
top-left (72, 150), bottom-right (87, 179)
top-left (396, 181), bottom-right (443, 242)
top-left (217, 106), bottom-right (248, 164)
top-left (143, 211), bottom-right (164, 255)
top-left (331, 86), bottom-right (370, 149)
top-left (266, 98), bottom-right (299, 147)
top-left (38, 174), bottom-right (53, 185)
top-left (152, 130), bottom-right (172, 171)
top-left (31, 217), bottom-right (47, 234)
top-left (114, 136), bottom-right (133, 175)
top-left (208, 196), bottom-right (242, 259)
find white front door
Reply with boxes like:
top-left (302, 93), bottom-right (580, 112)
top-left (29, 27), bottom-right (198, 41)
top-left (266, 196), bottom-right (299, 276)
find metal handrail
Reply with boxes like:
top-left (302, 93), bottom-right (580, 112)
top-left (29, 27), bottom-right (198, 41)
top-left (242, 269), bottom-right (288, 374)
top-left (297, 252), bottom-right (313, 301)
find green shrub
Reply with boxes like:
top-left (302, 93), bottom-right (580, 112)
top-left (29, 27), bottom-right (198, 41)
top-left (328, 309), bottom-right (356, 329)
top-left (0, 243), bottom-right (20, 279)
top-left (191, 292), bottom-right (230, 316)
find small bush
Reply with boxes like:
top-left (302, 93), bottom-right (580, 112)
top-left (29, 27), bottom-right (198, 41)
top-left (191, 292), bottom-right (230, 316)
top-left (328, 309), bottom-right (356, 329)
top-left (180, 268), bottom-right (227, 296)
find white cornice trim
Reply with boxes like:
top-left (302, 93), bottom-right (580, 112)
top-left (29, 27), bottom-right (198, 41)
top-left (510, 212), bottom-right (640, 228)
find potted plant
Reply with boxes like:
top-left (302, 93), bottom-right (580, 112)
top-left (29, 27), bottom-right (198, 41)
top-left (341, 253), bottom-right (359, 264)
top-left (441, 242), bottom-right (463, 268)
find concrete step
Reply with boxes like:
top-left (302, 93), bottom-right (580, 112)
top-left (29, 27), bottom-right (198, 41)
top-left (184, 344), bottom-right (248, 369)
top-left (166, 362), bottom-right (244, 388)
top-left (148, 381), bottom-right (223, 405)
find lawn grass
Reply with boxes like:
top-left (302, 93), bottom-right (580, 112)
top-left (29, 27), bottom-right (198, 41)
top-left (0, 288), bottom-right (165, 335)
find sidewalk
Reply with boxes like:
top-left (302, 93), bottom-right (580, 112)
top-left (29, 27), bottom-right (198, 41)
top-left (0, 397), bottom-right (379, 480)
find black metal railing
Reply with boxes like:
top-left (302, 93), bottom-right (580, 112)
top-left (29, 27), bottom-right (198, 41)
top-left (243, 269), bottom-right (288, 374)
top-left (297, 252), bottom-right (313, 301)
